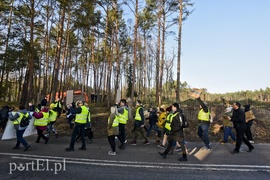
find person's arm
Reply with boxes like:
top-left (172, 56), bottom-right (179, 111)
top-left (8, 112), bottom-right (20, 121)
top-left (72, 107), bottom-right (82, 114)
top-left (197, 97), bottom-right (208, 112)
top-left (33, 112), bottom-right (43, 119)
top-left (107, 113), bottom-right (115, 129)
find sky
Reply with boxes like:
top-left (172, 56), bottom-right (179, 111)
top-left (179, 0), bottom-right (270, 94)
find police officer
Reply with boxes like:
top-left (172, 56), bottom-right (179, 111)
top-left (65, 101), bottom-right (89, 151)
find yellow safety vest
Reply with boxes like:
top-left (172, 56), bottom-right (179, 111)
top-left (165, 113), bottom-right (173, 131)
top-left (14, 113), bottom-right (29, 125)
top-left (118, 108), bottom-right (129, 124)
top-left (108, 115), bottom-right (119, 127)
top-left (34, 112), bottom-right (49, 126)
top-left (49, 110), bottom-right (58, 122)
top-left (135, 107), bottom-right (142, 121)
top-left (198, 109), bottom-right (210, 121)
top-left (75, 106), bottom-right (89, 124)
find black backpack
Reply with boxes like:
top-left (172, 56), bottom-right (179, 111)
top-left (179, 113), bottom-right (189, 128)
top-left (20, 114), bottom-right (30, 127)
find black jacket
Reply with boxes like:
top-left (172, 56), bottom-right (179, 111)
top-left (231, 108), bottom-right (246, 129)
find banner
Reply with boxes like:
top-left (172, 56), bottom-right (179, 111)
top-left (1, 112), bottom-right (37, 140)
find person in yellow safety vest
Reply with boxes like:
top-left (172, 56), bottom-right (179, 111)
top-left (158, 106), bottom-right (173, 148)
top-left (33, 106), bottom-right (50, 144)
top-left (107, 106), bottom-right (120, 155)
top-left (117, 99), bottom-right (129, 149)
top-left (196, 97), bottom-right (211, 150)
top-left (130, 100), bottom-right (150, 145)
top-left (9, 105), bottom-right (31, 151)
top-left (54, 98), bottom-right (63, 118)
top-left (156, 107), bottom-right (167, 146)
top-left (159, 103), bottom-right (188, 161)
top-left (65, 101), bottom-right (89, 151)
top-left (46, 103), bottom-right (59, 138)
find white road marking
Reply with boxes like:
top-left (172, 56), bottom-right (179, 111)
top-left (0, 152), bottom-right (269, 172)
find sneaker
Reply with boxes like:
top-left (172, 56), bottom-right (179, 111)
top-left (175, 147), bottom-right (182, 151)
top-left (118, 143), bottom-right (126, 150)
top-left (130, 141), bottom-right (137, 145)
top-left (65, 148), bottom-right (74, 152)
top-left (124, 140), bottom-right (127, 144)
top-left (247, 146), bottom-right (254, 152)
top-left (178, 156), bottom-right (187, 161)
top-left (231, 150), bottom-right (239, 154)
top-left (24, 145), bottom-right (30, 151)
top-left (158, 152), bottom-right (167, 159)
top-left (221, 142), bottom-right (226, 145)
top-left (108, 151), bottom-right (116, 155)
top-left (249, 140), bottom-right (254, 144)
top-left (143, 140), bottom-right (150, 145)
top-left (12, 146), bottom-right (20, 149)
top-left (88, 139), bottom-right (93, 143)
top-left (158, 144), bottom-right (165, 148)
top-left (79, 147), bottom-right (86, 151)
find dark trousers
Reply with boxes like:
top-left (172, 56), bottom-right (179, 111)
top-left (164, 139), bottom-right (187, 157)
top-left (235, 128), bottom-right (253, 151)
top-left (15, 129), bottom-right (28, 148)
top-left (134, 126), bottom-right (147, 141)
top-left (108, 135), bottom-right (116, 152)
top-left (36, 129), bottom-right (48, 142)
top-left (118, 123), bottom-right (126, 142)
top-left (245, 121), bottom-right (253, 141)
top-left (69, 123), bottom-right (86, 149)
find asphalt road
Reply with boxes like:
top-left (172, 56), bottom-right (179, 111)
top-left (0, 135), bottom-right (270, 180)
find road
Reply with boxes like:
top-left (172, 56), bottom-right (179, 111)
top-left (0, 135), bottom-right (270, 179)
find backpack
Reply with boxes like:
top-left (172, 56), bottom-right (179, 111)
top-left (179, 113), bottom-right (189, 128)
top-left (20, 114), bottom-right (30, 127)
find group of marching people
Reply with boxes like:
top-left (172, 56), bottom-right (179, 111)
top-left (8, 98), bottom-right (62, 151)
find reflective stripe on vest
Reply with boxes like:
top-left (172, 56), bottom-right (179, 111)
top-left (34, 112), bottom-right (49, 126)
top-left (75, 106), bottom-right (88, 124)
top-left (198, 109), bottom-right (210, 121)
top-left (118, 108), bottom-right (129, 124)
top-left (135, 107), bottom-right (142, 121)
top-left (49, 110), bottom-right (58, 122)
top-left (108, 116), bottom-right (119, 127)
top-left (14, 113), bottom-right (29, 125)
top-left (164, 113), bottom-right (173, 130)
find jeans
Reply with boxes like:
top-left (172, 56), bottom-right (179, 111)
top-left (69, 123), bottom-right (86, 149)
top-left (15, 129), bottom-right (28, 148)
top-left (197, 122), bottom-right (210, 148)
top-left (147, 124), bottom-right (159, 137)
top-left (47, 121), bottom-right (57, 135)
top-left (223, 126), bottom-right (236, 143)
